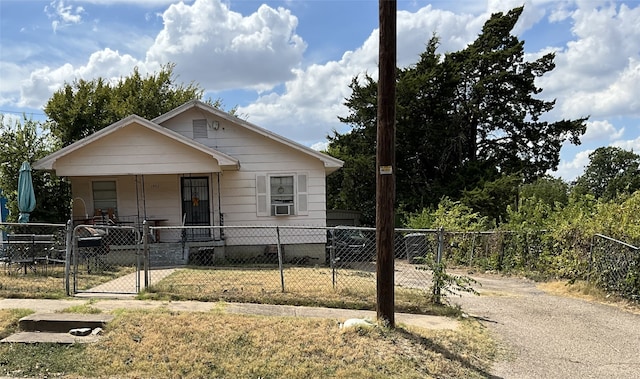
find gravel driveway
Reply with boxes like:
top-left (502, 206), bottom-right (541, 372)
top-left (447, 272), bottom-right (640, 378)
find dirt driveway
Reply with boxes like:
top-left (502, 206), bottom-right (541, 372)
top-left (446, 271), bottom-right (640, 378)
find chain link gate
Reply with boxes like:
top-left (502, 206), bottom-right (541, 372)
top-left (70, 224), bottom-right (144, 295)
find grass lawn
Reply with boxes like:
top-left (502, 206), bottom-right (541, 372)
top-left (141, 266), bottom-right (458, 317)
top-left (0, 308), bottom-right (499, 379)
top-left (0, 265), bottom-right (136, 299)
top-left (0, 265), bottom-right (495, 377)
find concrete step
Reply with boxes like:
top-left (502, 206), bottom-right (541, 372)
top-left (1, 331), bottom-right (102, 344)
top-left (19, 313), bottom-right (114, 333)
top-left (0, 313), bottom-right (113, 344)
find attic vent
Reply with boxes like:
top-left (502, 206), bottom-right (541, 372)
top-left (193, 119), bottom-right (207, 138)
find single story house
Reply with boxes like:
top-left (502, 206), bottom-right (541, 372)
top-left (34, 100), bottom-right (343, 264)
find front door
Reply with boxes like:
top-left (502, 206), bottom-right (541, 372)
top-left (181, 177), bottom-right (210, 241)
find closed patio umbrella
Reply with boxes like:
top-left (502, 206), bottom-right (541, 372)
top-left (18, 161), bottom-right (36, 223)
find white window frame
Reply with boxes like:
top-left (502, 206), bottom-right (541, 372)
top-left (256, 173), bottom-right (308, 217)
top-left (92, 179), bottom-right (118, 215)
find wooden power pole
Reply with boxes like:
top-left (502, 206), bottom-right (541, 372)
top-left (376, 0), bottom-right (396, 327)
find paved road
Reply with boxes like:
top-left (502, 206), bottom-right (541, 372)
top-left (448, 272), bottom-right (640, 379)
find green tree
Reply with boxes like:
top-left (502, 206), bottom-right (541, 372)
top-left (0, 115), bottom-right (70, 222)
top-left (461, 174), bottom-right (522, 227)
top-left (572, 146), bottom-right (640, 201)
top-left (406, 197), bottom-right (489, 231)
top-left (44, 63), bottom-right (204, 146)
top-left (327, 7), bottom-right (587, 224)
top-left (519, 175), bottom-right (569, 209)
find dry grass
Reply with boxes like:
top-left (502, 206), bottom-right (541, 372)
top-left (0, 309), bottom-right (498, 379)
top-left (539, 280), bottom-right (640, 314)
top-left (142, 266), bottom-right (458, 317)
top-left (0, 309), bottom-right (33, 339)
top-left (0, 265), bottom-right (135, 299)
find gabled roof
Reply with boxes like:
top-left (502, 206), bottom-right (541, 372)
top-left (153, 100), bottom-right (344, 174)
top-left (34, 115), bottom-right (239, 172)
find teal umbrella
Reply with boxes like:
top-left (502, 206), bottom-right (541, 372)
top-left (18, 161), bottom-right (36, 223)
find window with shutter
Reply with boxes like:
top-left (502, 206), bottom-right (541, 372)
top-left (255, 173), bottom-right (310, 217)
top-left (297, 173), bottom-right (308, 215)
top-left (256, 174), bottom-right (268, 216)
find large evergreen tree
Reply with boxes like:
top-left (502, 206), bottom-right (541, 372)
top-left (328, 7), bottom-right (587, 225)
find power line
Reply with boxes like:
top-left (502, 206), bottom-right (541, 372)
top-left (0, 109), bottom-right (47, 117)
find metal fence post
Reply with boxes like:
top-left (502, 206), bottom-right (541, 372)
top-left (588, 234), bottom-right (595, 284)
top-left (276, 226), bottom-right (285, 292)
top-left (434, 227), bottom-right (444, 300)
top-left (64, 219), bottom-right (73, 296)
top-left (143, 220), bottom-right (150, 290)
top-left (436, 227), bottom-right (443, 265)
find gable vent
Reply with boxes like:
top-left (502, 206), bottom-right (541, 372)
top-left (193, 119), bottom-right (207, 138)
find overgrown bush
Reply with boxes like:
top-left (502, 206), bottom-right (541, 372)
top-left (404, 191), bottom-right (640, 302)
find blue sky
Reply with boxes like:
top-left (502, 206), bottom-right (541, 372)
top-left (1, 0), bottom-right (639, 182)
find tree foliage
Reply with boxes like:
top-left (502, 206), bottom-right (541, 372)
top-left (519, 175), bottom-right (569, 209)
top-left (0, 115), bottom-right (69, 222)
top-left (405, 197), bottom-right (489, 231)
top-left (44, 63), bottom-right (204, 146)
top-left (572, 146), bottom-right (640, 201)
top-left (1, 64), bottom-right (216, 222)
top-left (327, 7), bottom-right (587, 225)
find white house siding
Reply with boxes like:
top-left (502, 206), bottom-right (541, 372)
top-left (159, 108), bottom-right (328, 259)
top-left (159, 109), bottom-right (329, 228)
top-left (54, 123), bottom-right (221, 176)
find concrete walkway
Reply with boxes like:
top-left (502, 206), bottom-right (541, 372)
top-left (0, 267), bottom-right (456, 331)
top-left (0, 298), bottom-right (459, 330)
top-left (75, 268), bottom-right (177, 296)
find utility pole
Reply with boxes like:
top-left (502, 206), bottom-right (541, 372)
top-left (376, 0), bottom-right (396, 327)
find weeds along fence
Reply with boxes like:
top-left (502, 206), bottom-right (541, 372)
top-left (438, 230), bottom-right (558, 273)
top-left (589, 234), bottom-right (640, 301)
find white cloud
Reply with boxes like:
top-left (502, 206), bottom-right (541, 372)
top-left (46, 0), bottom-right (85, 32)
top-left (68, 0), bottom-right (188, 5)
top-left (537, 3), bottom-right (640, 119)
top-left (310, 141), bottom-right (328, 152)
top-left (613, 135), bottom-right (640, 152)
top-left (396, 6), bottom-right (480, 62)
top-left (19, 49), bottom-right (142, 108)
top-left (239, 6), bottom-right (485, 146)
top-left (561, 58), bottom-right (640, 118)
top-left (552, 149), bottom-right (592, 182)
top-left (582, 120), bottom-right (624, 142)
top-left (145, 0), bottom-right (306, 92)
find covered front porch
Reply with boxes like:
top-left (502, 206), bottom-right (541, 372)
top-left (33, 116), bottom-right (240, 244)
top-left (69, 173), bottom-right (226, 244)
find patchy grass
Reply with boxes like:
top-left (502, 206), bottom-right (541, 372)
top-left (0, 265), bottom-right (135, 299)
top-left (59, 302), bottom-right (102, 314)
top-left (539, 280), bottom-right (640, 314)
top-left (0, 309), bottom-right (33, 340)
top-left (0, 309), bottom-right (499, 378)
top-left (141, 266), bottom-right (458, 317)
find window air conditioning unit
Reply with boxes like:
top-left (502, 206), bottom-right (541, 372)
top-left (273, 204), bottom-right (292, 216)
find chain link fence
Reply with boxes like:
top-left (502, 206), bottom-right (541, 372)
top-left (3, 221), bottom-right (638, 304)
top-left (0, 222), bottom-right (67, 297)
top-left (437, 230), bottom-right (555, 272)
top-left (589, 234), bottom-right (640, 301)
top-left (71, 223), bottom-right (142, 295)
